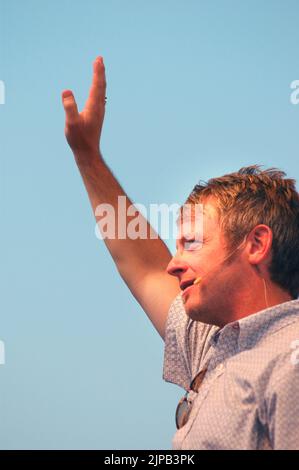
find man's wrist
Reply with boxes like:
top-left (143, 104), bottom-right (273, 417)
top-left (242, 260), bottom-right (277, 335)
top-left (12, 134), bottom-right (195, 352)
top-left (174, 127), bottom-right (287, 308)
top-left (73, 148), bottom-right (103, 167)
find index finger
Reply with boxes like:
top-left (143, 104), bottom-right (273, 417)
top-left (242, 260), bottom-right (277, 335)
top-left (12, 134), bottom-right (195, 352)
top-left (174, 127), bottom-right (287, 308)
top-left (85, 56), bottom-right (106, 115)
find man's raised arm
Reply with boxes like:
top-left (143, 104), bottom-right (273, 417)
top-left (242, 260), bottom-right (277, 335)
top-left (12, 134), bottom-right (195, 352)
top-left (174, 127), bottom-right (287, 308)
top-left (61, 56), bottom-right (180, 339)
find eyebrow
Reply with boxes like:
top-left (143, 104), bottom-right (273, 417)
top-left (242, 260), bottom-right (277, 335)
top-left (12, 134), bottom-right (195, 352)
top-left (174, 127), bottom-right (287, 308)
top-left (175, 207), bottom-right (207, 225)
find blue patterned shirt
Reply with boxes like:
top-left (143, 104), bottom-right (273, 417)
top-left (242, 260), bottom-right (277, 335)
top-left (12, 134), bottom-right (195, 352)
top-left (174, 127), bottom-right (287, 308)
top-left (163, 293), bottom-right (299, 450)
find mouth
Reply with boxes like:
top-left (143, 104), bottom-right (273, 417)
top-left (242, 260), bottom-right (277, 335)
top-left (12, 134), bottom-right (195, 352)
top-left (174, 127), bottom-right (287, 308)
top-left (180, 279), bottom-right (196, 296)
top-left (181, 283), bottom-right (195, 296)
top-left (180, 279), bottom-right (195, 291)
top-left (180, 277), bottom-right (202, 297)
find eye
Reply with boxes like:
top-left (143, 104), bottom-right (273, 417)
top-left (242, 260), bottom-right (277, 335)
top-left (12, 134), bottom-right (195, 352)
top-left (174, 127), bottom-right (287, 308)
top-left (183, 238), bottom-right (203, 251)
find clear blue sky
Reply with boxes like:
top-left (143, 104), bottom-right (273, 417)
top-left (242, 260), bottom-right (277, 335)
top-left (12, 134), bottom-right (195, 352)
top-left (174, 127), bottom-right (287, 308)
top-left (1, 0), bottom-right (299, 449)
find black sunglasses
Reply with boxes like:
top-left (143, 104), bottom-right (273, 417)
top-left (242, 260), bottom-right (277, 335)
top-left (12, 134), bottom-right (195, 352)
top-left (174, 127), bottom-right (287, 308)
top-left (175, 368), bottom-right (208, 430)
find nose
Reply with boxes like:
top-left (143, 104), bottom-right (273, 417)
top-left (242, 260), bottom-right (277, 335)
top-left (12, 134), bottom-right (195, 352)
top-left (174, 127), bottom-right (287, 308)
top-left (166, 254), bottom-right (189, 278)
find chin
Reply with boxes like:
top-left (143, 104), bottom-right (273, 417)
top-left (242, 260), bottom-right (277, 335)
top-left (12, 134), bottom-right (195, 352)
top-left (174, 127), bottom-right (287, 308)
top-left (183, 294), bottom-right (214, 324)
top-left (184, 297), bottom-right (203, 321)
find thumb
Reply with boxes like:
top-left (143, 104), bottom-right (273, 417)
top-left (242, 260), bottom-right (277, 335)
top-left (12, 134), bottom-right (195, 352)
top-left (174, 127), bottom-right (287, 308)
top-left (62, 89), bottom-right (79, 123)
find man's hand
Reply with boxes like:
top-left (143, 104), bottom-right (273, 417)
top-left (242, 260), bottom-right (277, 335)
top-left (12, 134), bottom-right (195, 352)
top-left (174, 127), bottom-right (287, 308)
top-left (62, 56), bottom-right (106, 155)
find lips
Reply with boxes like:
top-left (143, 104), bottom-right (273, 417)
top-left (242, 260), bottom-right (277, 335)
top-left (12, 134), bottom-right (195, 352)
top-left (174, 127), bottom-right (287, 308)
top-left (180, 279), bottom-right (196, 291)
top-left (181, 283), bottom-right (195, 296)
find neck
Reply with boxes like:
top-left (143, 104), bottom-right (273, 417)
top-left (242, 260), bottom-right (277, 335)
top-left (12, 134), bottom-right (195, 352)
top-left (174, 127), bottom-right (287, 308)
top-left (228, 279), bottom-right (293, 325)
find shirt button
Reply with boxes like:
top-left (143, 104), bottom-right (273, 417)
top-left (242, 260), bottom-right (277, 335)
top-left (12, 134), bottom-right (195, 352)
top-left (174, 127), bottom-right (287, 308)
top-left (217, 363), bottom-right (224, 372)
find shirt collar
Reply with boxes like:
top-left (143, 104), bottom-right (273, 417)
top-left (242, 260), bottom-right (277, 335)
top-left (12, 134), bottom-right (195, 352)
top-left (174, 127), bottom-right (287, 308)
top-left (210, 298), bottom-right (299, 351)
top-left (236, 298), bottom-right (299, 350)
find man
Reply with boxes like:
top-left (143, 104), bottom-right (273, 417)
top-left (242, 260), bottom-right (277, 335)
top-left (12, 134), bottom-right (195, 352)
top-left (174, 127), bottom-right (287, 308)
top-left (62, 57), bottom-right (299, 449)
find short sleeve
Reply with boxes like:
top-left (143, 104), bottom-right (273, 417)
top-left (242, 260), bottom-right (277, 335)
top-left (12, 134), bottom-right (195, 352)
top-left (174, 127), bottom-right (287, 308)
top-left (266, 355), bottom-right (299, 449)
top-left (162, 293), bottom-right (219, 390)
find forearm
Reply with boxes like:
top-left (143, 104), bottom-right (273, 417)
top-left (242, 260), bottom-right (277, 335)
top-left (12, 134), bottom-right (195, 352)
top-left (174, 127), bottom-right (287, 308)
top-left (74, 150), bottom-right (173, 274)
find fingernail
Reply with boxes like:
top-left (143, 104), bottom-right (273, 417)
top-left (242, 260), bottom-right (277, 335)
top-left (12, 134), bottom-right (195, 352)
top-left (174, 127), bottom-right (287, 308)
top-left (62, 90), bottom-right (73, 99)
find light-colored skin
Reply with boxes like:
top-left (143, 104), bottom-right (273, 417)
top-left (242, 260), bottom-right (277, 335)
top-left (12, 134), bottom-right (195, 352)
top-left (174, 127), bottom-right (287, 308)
top-left (62, 56), bottom-right (292, 338)
top-left (167, 199), bottom-right (292, 327)
top-left (62, 57), bottom-right (180, 340)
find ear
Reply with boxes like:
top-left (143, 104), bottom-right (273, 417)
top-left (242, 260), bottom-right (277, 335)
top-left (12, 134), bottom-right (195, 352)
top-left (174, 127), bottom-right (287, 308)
top-left (246, 224), bottom-right (273, 268)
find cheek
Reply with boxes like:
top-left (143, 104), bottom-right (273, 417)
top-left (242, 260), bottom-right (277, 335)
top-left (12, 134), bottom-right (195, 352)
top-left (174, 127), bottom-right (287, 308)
top-left (185, 251), bottom-right (209, 273)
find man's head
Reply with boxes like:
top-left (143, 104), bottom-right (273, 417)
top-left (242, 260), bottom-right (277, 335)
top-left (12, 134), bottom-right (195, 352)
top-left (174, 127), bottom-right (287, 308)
top-left (166, 165), bottom-right (299, 326)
